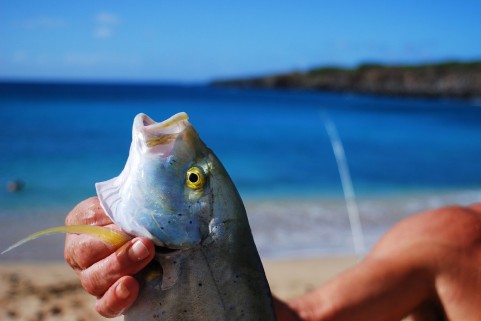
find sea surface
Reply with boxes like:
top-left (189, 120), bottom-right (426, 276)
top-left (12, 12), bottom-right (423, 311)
top-left (1, 82), bottom-right (481, 260)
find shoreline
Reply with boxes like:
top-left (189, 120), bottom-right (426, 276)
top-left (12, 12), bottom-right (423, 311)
top-left (0, 256), bottom-right (358, 321)
top-left (246, 188), bottom-right (481, 259)
top-left (1, 188), bottom-right (480, 262)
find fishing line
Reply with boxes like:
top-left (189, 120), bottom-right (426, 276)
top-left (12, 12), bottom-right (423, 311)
top-left (321, 111), bottom-right (366, 257)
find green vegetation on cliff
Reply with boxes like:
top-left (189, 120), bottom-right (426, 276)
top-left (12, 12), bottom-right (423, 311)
top-left (213, 61), bottom-right (481, 98)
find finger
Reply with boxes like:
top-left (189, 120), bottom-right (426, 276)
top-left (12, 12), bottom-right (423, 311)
top-left (96, 276), bottom-right (139, 318)
top-left (65, 196), bottom-right (113, 226)
top-left (64, 227), bottom-right (121, 271)
top-left (79, 237), bottom-right (155, 297)
top-left (64, 197), bottom-right (123, 270)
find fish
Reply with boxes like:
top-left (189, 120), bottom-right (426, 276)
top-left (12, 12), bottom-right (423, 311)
top-left (3, 112), bottom-right (277, 321)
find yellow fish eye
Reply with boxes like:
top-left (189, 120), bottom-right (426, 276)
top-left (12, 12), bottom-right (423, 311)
top-left (185, 166), bottom-right (205, 190)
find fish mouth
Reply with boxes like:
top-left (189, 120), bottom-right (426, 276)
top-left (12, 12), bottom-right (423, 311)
top-left (137, 112), bottom-right (188, 133)
top-left (134, 112), bottom-right (190, 154)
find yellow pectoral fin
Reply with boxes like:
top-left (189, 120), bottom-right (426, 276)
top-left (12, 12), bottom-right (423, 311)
top-left (1, 225), bottom-right (132, 255)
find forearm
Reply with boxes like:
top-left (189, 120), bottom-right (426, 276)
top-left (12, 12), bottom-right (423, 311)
top-left (286, 257), bottom-right (432, 321)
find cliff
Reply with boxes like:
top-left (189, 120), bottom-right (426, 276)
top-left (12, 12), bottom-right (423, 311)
top-left (212, 61), bottom-right (481, 99)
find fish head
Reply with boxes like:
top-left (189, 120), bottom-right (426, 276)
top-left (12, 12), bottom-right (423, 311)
top-left (96, 112), bottom-right (240, 251)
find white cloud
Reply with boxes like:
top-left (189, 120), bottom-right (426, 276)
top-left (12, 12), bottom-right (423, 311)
top-left (94, 27), bottom-right (114, 39)
top-left (95, 12), bottom-right (121, 25)
top-left (93, 12), bottom-right (121, 39)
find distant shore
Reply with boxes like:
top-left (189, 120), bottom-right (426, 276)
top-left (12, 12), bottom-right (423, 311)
top-left (212, 60), bottom-right (481, 99)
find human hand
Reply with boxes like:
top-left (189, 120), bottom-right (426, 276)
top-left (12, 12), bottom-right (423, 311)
top-left (64, 197), bottom-right (155, 317)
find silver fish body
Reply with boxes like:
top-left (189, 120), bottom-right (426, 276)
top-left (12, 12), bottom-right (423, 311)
top-left (96, 113), bottom-right (276, 321)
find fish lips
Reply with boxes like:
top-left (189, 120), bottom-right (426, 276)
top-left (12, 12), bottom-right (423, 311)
top-left (134, 112), bottom-right (189, 155)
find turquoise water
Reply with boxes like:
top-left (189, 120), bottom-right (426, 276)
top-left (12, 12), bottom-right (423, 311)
top-left (1, 82), bottom-right (481, 259)
top-left (1, 82), bottom-right (481, 212)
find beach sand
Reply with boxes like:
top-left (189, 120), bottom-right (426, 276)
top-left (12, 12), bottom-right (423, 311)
top-left (0, 256), bottom-right (357, 321)
top-left (1, 190), bottom-right (480, 320)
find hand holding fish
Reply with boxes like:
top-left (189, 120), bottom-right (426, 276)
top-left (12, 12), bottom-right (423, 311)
top-left (62, 112), bottom-right (278, 321)
top-left (64, 196), bottom-right (304, 320)
top-left (64, 197), bottom-right (155, 317)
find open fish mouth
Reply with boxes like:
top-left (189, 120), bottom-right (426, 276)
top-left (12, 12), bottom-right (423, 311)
top-left (135, 112), bottom-right (188, 142)
top-left (134, 112), bottom-right (190, 154)
top-left (137, 112), bottom-right (188, 131)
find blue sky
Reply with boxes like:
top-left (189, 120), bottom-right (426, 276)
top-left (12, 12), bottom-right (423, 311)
top-left (1, 1), bottom-right (480, 82)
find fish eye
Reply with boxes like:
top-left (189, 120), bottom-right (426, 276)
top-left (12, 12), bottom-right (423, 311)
top-left (185, 166), bottom-right (205, 190)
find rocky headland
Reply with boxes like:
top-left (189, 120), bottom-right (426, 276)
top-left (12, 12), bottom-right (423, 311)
top-left (212, 61), bottom-right (481, 99)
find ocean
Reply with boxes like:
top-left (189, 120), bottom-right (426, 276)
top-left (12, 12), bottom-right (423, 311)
top-left (1, 82), bottom-right (481, 260)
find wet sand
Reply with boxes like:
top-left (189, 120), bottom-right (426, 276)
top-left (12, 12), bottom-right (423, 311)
top-left (0, 256), bottom-right (357, 321)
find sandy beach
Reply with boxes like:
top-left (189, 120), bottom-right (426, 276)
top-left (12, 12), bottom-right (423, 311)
top-left (0, 256), bottom-right (357, 321)
top-left (1, 191), bottom-right (480, 320)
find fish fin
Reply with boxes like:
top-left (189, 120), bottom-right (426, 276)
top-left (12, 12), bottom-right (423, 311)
top-left (1, 225), bottom-right (132, 255)
top-left (95, 178), bottom-right (121, 221)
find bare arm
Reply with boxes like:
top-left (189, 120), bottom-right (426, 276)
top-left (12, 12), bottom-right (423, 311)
top-left (286, 255), bottom-right (433, 321)
top-left (284, 211), bottom-right (446, 321)
top-left (285, 203), bottom-right (481, 321)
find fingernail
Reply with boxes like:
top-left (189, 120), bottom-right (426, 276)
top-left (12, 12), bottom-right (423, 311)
top-left (115, 282), bottom-right (130, 300)
top-left (128, 239), bottom-right (150, 261)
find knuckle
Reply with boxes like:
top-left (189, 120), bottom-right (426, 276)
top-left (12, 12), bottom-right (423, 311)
top-left (80, 278), bottom-right (98, 297)
top-left (65, 199), bottom-right (86, 225)
top-left (64, 235), bottom-right (90, 271)
top-left (66, 240), bottom-right (95, 270)
top-left (65, 233), bottom-right (117, 271)
top-left (65, 197), bottom-right (102, 226)
top-left (64, 249), bottom-right (81, 271)
top-left (64, 237), bottom-right (76, 266)
top-left (96, 299), bottom-right (120, 318)
top-left (80, 259), bottom-right (120, 297)
top-left (81, 269), bottom-right (104, 297)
